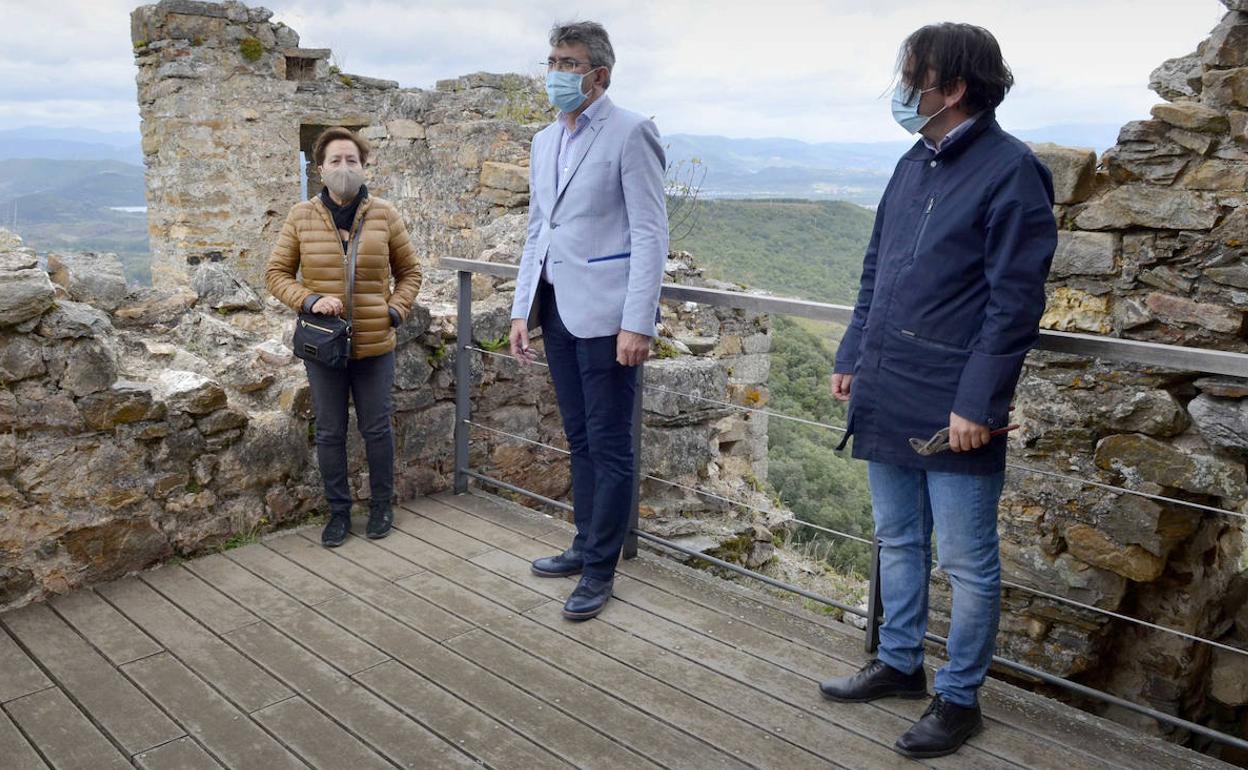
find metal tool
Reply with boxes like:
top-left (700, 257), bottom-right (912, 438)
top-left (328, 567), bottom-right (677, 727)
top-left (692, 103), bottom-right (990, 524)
top-left (909, 424), bottom-right (1019, 456)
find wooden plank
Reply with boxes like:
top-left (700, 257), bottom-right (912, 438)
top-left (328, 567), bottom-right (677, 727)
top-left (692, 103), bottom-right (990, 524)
top-left (141, 564), bottom-right (258, 635)
top-left (465, 535), bottom-right (1016, 770)
top-left (48, 588), bottom-right (162, 666)
top-left (427, 491), bottom-right (565, 538)
top-left (400, 570), bottom-right (836, 770)
top-left (225, 542), bottom-right (346, 606)
top-left (337, 529), bottom-right (427, 581)
top-left (186, 554), bottom-right (389, 675)
top-left (451, 490), bottom-right (1224, 770)
top-left (432, 489), bottom-right (571, 539)
top-left (354, 660), bottom-right (578, 770)
top-left (0, 625), bottom-right (51, 703)
top-left (122, 652), bottom-right (308, 770)
top-left (375, 505), bottom-right (493, 559)
top-left (252, 697), bottom-right (394, 770)
top-left (447, 628), bottom-right (755, 770)
top-left (4, 687), bottom-right (130, 770)
top-left (224, 618), bottom-right (480, 769)
top-left (407, 496), bottom-right (556, 550)
top-left (399, 530), bottom-right (1000, 770)
top-left (403, 499), bottom-right (554, 561)
top-left (343, 508), bottom-right (924, 769)
top-left (0, 708), bottom-right (48, 770)
top-left (2, 603), bottom-right (183, 755)
top-left (265, 535), bottom-right (472, 642)
top-left (134, 737), bottom-right (224, 770)
top-left (96, 577), bottom-right (291, 712)
top-left (367, 524), bottom-right (548, 614)
top-left (604, 557), bottom-right (1165, 770)
top-left (318, 593), bottom-right (660, 770)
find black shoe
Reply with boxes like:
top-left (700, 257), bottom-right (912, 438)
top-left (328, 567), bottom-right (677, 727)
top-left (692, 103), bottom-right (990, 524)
top-left (366, 506), bottom-right (393, 539)
top-left (894, 695), bottom-right (983, 759)
top-left (531, 549), bottom-right (584, 578)
top-left (819, 658), bottom-right (928, 703)
top-left (562, 575), bottom-right (613, 620)
top-left (321, 513), bottom-right (350, 548)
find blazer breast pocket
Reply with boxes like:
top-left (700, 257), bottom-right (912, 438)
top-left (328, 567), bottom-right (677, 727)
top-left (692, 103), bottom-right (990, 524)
top-left (583, 161), bottom-right (619, 213)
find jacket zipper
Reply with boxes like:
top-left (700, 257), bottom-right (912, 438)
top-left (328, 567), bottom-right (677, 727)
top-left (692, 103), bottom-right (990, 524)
top-left (900, 328), bottom-right (966, 352)
top-left (911, 195), bottom-right (936, 256)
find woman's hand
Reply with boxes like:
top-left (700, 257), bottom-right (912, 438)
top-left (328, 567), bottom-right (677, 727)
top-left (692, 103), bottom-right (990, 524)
top-left (311, 296), bottom-right (345, 316)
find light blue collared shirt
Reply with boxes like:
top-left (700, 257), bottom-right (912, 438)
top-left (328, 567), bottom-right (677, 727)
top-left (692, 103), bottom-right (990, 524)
top-left (922, 113), bottom-right (980, 155)
top-left (543, 94), bottom-right (611, 282)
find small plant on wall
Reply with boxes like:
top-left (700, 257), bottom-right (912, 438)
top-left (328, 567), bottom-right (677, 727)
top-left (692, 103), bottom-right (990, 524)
top-left (239, 37), bottom-right (263, 62)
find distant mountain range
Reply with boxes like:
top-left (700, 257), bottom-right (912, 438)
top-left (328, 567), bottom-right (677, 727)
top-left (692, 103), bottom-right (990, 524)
top-left (0, 127), bottom-right (143, 165)
top-left (666, 123), bottom-right (1122, 204)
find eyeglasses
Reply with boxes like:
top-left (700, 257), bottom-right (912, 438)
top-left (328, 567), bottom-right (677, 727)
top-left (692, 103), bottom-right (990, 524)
top-left (543, 57), bottom-right (592, 73)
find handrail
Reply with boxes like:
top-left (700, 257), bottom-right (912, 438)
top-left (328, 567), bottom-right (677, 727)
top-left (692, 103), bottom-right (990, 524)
top-left (440, 256), bottom-right (1248, 378)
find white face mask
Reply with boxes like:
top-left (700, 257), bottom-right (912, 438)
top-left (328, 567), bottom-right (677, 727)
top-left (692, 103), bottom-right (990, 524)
top-left (323, 167), bottom-right (364, 200)
top-left (891, 84), bottom-right (948, 134)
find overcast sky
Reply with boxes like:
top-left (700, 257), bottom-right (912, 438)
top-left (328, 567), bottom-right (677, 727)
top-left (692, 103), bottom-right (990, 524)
top-left (0, 0), bottom-right (1228, 143)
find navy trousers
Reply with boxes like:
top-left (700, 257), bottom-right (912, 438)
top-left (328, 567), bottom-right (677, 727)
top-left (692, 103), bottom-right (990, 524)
top-left (304, 350), bottom-right (396, 515)
top-left (539, 281), bottom-right (639, 581)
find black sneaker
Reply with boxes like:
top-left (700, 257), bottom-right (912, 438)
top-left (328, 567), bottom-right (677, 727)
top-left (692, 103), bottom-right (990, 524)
top-left (894, 695), bottom-right (983, 758)
top-left (819, 658), bottom-right (928, 703)
top-left (366, 505), bottom-right (393, 539)
top-left (321, 512), bottom-right (350, 548)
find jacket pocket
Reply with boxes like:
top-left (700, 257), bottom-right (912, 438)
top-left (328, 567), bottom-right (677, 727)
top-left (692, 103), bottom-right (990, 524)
top-left (587, 252), bottom-right (631, 264)
top-left (899, 328), bottom-right (968, 353)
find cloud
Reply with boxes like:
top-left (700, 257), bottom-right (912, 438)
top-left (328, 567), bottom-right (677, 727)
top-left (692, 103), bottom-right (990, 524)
top-left (0, 0), bottom-right (1228, 141)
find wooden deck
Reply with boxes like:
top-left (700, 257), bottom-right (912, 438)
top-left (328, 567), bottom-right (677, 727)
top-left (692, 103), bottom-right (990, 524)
top-left (0, 489), bottom-right (1232, 770)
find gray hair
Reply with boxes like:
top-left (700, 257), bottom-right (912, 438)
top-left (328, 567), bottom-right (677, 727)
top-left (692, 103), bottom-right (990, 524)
top-left (549, 21), bottom-right (615, 89)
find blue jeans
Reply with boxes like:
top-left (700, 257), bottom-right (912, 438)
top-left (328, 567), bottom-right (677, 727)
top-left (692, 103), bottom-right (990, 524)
top-left (539, 282), bottom-right (639, 581)
top-left (868, 461), bottom-right (1005, 707)
top-left (304, 351), bottom-right (395, 516)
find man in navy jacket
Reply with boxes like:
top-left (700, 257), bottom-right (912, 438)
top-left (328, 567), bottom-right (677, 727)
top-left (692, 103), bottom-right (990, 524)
top-left (819, 23), bottom-right (1057, 759)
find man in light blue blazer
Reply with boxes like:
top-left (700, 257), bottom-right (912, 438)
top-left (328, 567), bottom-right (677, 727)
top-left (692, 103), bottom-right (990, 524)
top-left (509, 20), bottom-right (668, 621)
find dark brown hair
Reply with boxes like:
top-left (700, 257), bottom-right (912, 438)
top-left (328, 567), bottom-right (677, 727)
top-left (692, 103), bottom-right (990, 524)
top-left (897, 23), bottom-right (1014, 114)
top-left (313, 126), bottom-right (370, 166)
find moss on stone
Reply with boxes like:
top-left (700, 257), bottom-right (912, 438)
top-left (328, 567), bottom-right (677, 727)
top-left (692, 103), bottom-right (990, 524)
top-left (239, 37), bottom-right (263, 62)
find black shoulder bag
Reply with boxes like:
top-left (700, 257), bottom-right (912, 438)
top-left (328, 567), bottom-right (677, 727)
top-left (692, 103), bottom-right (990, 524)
top-left (293, 230), bottom-right (359, 369)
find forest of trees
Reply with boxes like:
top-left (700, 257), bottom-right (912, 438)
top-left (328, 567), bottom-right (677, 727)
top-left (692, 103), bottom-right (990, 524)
top-left (673, 198), bottom-right (877, 576)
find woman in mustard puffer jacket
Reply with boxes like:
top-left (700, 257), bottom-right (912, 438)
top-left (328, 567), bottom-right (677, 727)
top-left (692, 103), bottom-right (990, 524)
top-left (265, 126), bottom-right (422, 547)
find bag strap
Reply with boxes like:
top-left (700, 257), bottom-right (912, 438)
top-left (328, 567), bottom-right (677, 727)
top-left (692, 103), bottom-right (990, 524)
top-left (345, 226), bottom-right (362, 337)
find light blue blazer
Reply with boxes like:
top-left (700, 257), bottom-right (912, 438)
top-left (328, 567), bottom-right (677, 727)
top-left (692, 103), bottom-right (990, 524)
top-left (510, 96), bottom-right (669, 339)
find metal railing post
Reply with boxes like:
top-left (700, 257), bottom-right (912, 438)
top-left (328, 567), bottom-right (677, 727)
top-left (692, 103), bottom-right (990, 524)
top-left (624, 361), bottom-right (644, 559)
top-left (865, 537), bottom-right (883, 653)
top-left (453, 270), bottom-right (472, 494)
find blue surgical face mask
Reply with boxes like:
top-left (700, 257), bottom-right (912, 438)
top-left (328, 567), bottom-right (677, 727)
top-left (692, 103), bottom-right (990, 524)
top-left (546, 69), bottom-right (594, 113)
top-left (891, 83), bottom-right (946, 134)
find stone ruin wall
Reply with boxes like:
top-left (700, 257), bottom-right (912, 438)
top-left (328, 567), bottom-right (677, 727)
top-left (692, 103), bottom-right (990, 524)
top-left (1, 0), bottom-right (1247, 755)
top-left (972, 0), bottom-right (1248, 752)
top-left (0, 0), bottom-right (784, 615)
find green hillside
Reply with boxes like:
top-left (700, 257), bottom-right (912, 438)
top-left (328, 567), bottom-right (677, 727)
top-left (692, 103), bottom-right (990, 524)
top-left (671, 198), bottom-right (875, 305)
top-left (668, 197), bottom-right (877, 577)
top-left (0, 159), bottom-right (150, 285)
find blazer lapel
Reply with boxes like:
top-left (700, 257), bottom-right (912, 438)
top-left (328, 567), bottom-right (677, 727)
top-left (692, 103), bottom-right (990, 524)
top-left (553, 97), bottom-right (614, 208)
top-left (541, 127), bottom-right (559, 215)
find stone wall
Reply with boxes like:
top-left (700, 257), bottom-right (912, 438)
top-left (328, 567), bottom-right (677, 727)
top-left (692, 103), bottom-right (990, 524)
top-left (132, 0), bottom-right (548, 290)
top-left (983, 0), bottom-right (1248, 751)
top-left (0, 0), bottom-right (789, 612)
